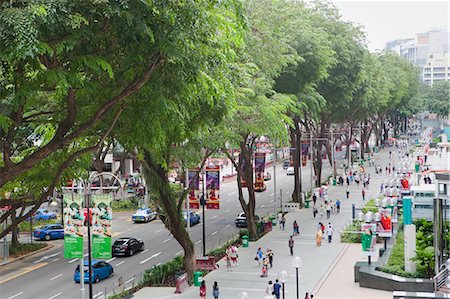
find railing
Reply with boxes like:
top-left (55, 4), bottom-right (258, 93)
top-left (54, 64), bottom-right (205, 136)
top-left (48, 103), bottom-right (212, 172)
top-left (433, 264), bottom-right (449, 291)
top-left (282, 202), bottom-right (300, 212)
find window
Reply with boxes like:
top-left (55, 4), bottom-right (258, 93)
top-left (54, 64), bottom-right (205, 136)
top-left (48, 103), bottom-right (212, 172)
top-left (433, 67), bottom-right (446, 72)
top-left (414, 204), bottom-right (434, 209)
top-left (439, 183), bottom-right (447, 195)
top-left (424, 67), bottom-right (431, 72)
top-left (434, 79), bottom-right (445, 82)
top-left (424, 73), bottom-right (431, 78)
top-left (433, 72), bottom-right (446, 77)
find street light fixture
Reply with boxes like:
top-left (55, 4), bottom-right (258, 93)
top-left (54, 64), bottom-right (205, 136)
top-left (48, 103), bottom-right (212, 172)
top-left (277, 270), bottom-right (288, 299)
top-left (292, 256), bottom-right (302, 299)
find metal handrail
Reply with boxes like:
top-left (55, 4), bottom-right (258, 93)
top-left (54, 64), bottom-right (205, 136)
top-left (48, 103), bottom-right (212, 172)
top-left (433, 266), bottom-right (448, 291)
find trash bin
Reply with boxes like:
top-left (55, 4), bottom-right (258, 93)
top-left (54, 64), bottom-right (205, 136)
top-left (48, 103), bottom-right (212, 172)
top-left (332, 178), bottom-right (337, 186)
top-left (414, 163), bottom-right (420, 173)
top-left (194, 271), bottom-right (202, 286)
top-left (305, 200), bottom-right (310, 208)
top-left (271, 217), bottom-right (277, 226)
top-left (242, 235), bottom-right (249, 248)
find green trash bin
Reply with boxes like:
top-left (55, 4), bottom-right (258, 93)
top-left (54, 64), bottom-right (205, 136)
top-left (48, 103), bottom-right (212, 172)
top-left (194, 271), bottom-right (202, 286)
top-left (415, 163), bottom-right (420, 173)
top-left (271, 217), bottom-right (277, 226)
top-left (242, 235), bottom-right (249, 248)
top-left (305, 200), bottom-right (310, 208)
top-left (332, 178), bottom-right (337, 186)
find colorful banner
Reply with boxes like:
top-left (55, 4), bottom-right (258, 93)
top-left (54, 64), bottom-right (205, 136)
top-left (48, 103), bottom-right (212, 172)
top-left (91, 194), bottom-right (113, 259)
top-left (188, 168), bottom-right (200, 209)
top-left (254, 153), bottom-right (266, 191)
top-left (377, 208), bottom-right (393, 237)
top-left (301, 141), bottom-right (309, 166)
top-left (63, 194), bottom-right (85, 259)
top-left (361, 223), bottom-right (377, 257)
top-left (240, 155), bottom-right (247, 188)
top-left (206, 166), bottom-right (220, 209)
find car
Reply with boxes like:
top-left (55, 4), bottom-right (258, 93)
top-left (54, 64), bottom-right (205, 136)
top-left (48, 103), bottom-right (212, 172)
top-left (183, 211), bottom-right (201, 226)
top-left (286, 166), bottom-right (295, 175)
top-left (282, 161), bottom-right (290, 170)
top-left (74, 260), bottom-right (113, 283)
top-left (235, 212), bottom-right (260, 228)
top-left (132, 208), bottom-right (157, 223)
top-left (112, 237), bottom-right (144, 256)
top-left (264, 172), bottom-right (272, 181)
top-left (33, 224), bottom-right (64, 241)
top-left (32, 209), bottom-right (57, 221)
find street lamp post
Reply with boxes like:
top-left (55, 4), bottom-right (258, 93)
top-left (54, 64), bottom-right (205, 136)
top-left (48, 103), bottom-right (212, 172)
top-left (277, 270), bottom-right (288, 299)
top-left (202, 169), bottom-right (206, 256)
top-left (292, 256), bottom-right (302, 299)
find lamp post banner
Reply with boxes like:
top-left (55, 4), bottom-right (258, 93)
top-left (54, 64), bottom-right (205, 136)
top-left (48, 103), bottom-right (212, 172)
top-left (377, 208), bottom-right (393, 237)
top-left (91, 194), bottom-right (113, 259)
top-left (240, 155), bottom-right (248, 188)
top-left (206, 166), bottom-right (220, 209)
top-left (63, 194), bottom-right (85, 259)
top-left (361, 223), bottom-right (377, 256)
top-left (254, 153), bottom-right (266, 190)
top-left (188, 168), bottom-right (200, 210)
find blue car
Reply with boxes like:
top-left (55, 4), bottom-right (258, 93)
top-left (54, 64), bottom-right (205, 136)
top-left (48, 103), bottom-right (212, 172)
top-left (132, 208), bottom-right (157, 223)
top-left (183, 211), bottom-right (200, 226)
top-left (33, 224), bottom-right (64, 241)
top-left (32, 209), bottom-right (57, 221)
top-left (74, 260), bottom-right (113, 283)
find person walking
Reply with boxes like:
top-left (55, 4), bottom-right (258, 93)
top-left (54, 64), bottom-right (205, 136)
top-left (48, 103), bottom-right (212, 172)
top-left (199, 280), bottom-right (207, 299)
top-left (226, 254), bottom-right (232, 271)
top-left (362, 188), bottom-right (366, 201)
top-left (280, 214), bottom-right (286, 230)
top-left (268, 249), bottom-right (274, 268)
top-left (261, 258), bottom-right (268, 277)
top-left (265, 280), bottom-right (274, 297)
top-left (305, 292), bottom-right (311, 299)
top-left (293, 220), bottom-right (299, 236)
top-left (320, 204), bottom-right (325, 218)
top-left (312, 193), bottom-right (317, 206)
top-left (212, 281), bottom-right (220, 299)
top-left (288, 236), bottom-right (294, 256)
top-left (346, 176), bottom-right (350, 186)
top-left (316, 228), bottom-right (323, 247)
top-left (256, 247), bottom-right (263, 266)
top-left (346, 187), bottom-right (349, 199)
top-left (312, 205), bottom-right (318, 218)
top-left (336, 199), bottom-right (341, 213)
top-left (277, 212), bottom-right (283, 228)
top-left (273, 279), bottom-right (282, 299)
top-left (326, 203), bottom-right (331, 219)
top-left (231, 245), bottom-right (238, 266)
top-left (327, 223), bottom-right (334, 243)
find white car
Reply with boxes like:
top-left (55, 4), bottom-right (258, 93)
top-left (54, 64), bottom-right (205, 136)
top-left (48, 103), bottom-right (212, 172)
top-left (286, 166), bottom-right (295, 175)
top-left (132, 208), bottom-right (157, 223)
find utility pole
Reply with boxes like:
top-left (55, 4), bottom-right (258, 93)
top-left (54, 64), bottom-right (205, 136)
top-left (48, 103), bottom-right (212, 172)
top-left (347, 126), bottom-right (351, 169)
top-left (310, 134), bottom-right (313, 195)
top-left (331, 126), bottom-right (335, 180)
top-left (273, 143), bottom-right (277, 215)
top-left (202, 169), bottom-right (206, 256)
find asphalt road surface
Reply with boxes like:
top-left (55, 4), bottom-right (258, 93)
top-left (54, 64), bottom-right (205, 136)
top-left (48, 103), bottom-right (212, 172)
top-left (0, 160), bottom-right (333, 299)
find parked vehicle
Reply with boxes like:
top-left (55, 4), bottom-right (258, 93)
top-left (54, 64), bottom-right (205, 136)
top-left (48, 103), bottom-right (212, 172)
top-left (112, 237), bottom-right (144, 256)
top-left (282, 161), bottom-right (290, 170)
top-left (32, 209), bottom-right (57, 221)
top-left (183, 211), bottom-right (201, 226)
top-left (286, 166), bottom-right (295, 175)
top-left (33, 224), bottom-right (64, 241)
top-left (74, 260), bottom-right (113, 283)
top-left (132, 208), bottom-right (157, 223)
top-left (235, 212), bottom-right (260, 228)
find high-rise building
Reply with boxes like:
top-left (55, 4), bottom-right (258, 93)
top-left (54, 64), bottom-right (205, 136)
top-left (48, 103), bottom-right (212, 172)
top-left (422, 52), bottom-right (450, 85)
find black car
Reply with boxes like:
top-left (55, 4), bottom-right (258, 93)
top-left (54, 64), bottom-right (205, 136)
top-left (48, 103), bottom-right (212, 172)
top-left (235, 212), bottom-right (260, 228)
top-left (112, 237), bottom-right (144, 257)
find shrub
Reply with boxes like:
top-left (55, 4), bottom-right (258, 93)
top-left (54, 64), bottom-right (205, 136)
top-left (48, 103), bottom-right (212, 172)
top-left (143, 256), bottom-right (184, 286)
top-left (19, 219), bottom-right (59, 231)
top-left (111, 197), bottom-right (140, 211)
top-left (9, 242), bottom-right (47, 257)
top-left (340, 221), bottom-right (362, 243)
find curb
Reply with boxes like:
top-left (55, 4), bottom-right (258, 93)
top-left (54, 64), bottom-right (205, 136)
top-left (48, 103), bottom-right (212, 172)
top-left (0, 242), bottom-right (57, 268)
top-left (311, 243), bottom-right (350, 295)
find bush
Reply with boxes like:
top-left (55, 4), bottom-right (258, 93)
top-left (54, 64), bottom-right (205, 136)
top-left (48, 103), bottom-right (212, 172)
top-left (19, 219), bottom-right (59, 231)
top-left (340, 221), bottom-right (362, 243)
top-left (111, 197), bottom-right (140, 211)
top-left (143, 256), bottom-right (184, 286)
top-left (9, 242), bottom-right (47, 258)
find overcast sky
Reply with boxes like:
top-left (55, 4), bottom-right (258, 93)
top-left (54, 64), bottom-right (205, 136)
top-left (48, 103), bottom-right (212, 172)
top-left (328, 0), bottom-right (449, 51)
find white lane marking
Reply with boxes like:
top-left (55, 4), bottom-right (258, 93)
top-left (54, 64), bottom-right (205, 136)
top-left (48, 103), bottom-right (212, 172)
top-left (156, 262), bottom-right (161, 267)
top-left (8, 292), bottom-right (23, 299)
top-left (270, 193), bottom-right (275, 196)
top-left (106, 257), bottom-right (116, 263)
top-left (48, 293), bottom-right (62, 299)
top-left (140, 249), bottom-right (150, 254)
top-left (68, 258), bottom-right (78, 264)
top-left (49, 252), bottom-right (60, 258)
top-left (155, 229), bottom-right (162, 234)
top-left (225, 224), bottom-right (231, 228)
top-left (175, 251), bottom-right (183, 256)
top-left (125, 277), bottom-right (135, 284)
top-left (33, 251), bottom-right (61, 263)
top-left (116, 261), bottom-right (125, 267)
top-left (49, 274), bottom-right (63, 281)
top-left (270, 199), bottom-right (274, 203)
top-left (195, 240), bottom-right (201, 245)
top-left (211, 231), bottom-right (218, 236)
top-left (163, 238), bottom-right (171, 243)
top-left (261, 205), bottom-right (265, 208)
top-left (139, 252), bottom-right (162, 264)
top-left (225, 209), bottom-right (230, 213)
top-left (93, 292), bottom-right (103, 299)
top-left (51, 258), bottom-right (60, 262)
top-left (228, 191), bottom-right (237, 196)
top-left (211, 215), bottom-right (218, 219)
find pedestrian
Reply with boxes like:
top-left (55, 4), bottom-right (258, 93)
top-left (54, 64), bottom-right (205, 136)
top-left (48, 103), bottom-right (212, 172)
top-left (336, 199), bottom-right (341, 213)
top-left (316, 228), bottom-right (323, 247)
top-left (273, 279), bottom-right (282, 299)
top-left (305, 292), bottom-right (311, 299)
top-left (199, 280), bottom-right (206, 299)
top-left (327, 223), bottom-right (334, 243)
top-left (346, 176), bottom-right (350, 186)
top-left (355, 177), bottom-right (360, 187)
top-left (288, 236), bottom-right (294, 256)
top-left (231, 245), bottom-right (238, 265)
top-left (312, 205), bottom-right (318, 218)
top-left (277, 212), bottom-right (283, 227)
top-left (312, 193), bottom-right (317, 206)
top-left (362, 188), bottom-right (366, 201)
top-left (256, 247), bottom-right (263, 266)
top-left (261, 258), bottom-right (268, 277)
top-left (346, 187), bottom-right (349, 199)
top-left (319, 204), bottom-right (325, 218)
top-left (293, 220), bottom-right (299, 236)
top-left (280, 214), bottom-right (286, 230)
top-left (226, 254), bottom-right (232, 271)
top-left (212, 281), bottom-right (220, 299)
top-left (339, 176), bottom-right (344, 186)
top-left (268, 249), bottom-right (274, 268)
top-left (326, 203), bottom-right (331, 219)
top-left (265, 280), bottom-right (274, 297)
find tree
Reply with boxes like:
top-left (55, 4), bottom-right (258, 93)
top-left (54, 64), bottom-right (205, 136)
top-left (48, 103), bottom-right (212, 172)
top-left (421, 81), bottom-right (450, 118)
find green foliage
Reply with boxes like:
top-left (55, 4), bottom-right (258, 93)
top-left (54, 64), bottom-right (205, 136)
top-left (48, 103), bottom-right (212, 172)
top-left (9, 242), bottom-right (47, 257)
top-left (143, 256), bottom-right (185, 287)
top-left (340, 221), bottom-right (361, 243)
top-left (19, 218), bottom-right (58, 231)
top-left (412, 246), bottom-right (435, 278)
top-left (420, 81), bottom-right (450, 117)
top-left (111, 198), bottom-right (140, 211)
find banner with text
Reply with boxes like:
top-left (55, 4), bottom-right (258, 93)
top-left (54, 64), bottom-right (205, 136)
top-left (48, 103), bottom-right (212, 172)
top-left (254, 153), bottom-right (266, 191)
top-left (361, 223), bottom-right (377, 257)
top-left (206, 166), bottom-right (220, 209)
top-left (377, 208), bottom-right (393, 237)
top-left (188, 168), bottom-right (200, 209)
top-left (240, 155), bottom-right (248, 188)
top-left (63, 194), bottom-right (85, 259)
top-left (92, 194), bottom-right (113, 259)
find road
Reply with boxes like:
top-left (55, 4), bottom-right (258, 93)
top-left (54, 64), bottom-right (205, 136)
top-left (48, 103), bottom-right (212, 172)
top-left (0, 159), bottom-right (333, 299)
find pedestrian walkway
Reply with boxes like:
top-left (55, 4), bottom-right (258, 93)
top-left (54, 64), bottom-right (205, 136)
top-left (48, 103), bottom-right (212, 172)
top-left (132, 149), bottom-right (394, 299)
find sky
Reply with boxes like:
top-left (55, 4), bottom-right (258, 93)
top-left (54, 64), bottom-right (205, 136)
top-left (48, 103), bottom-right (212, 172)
top-left (328, 0), bottom-right (449, 51)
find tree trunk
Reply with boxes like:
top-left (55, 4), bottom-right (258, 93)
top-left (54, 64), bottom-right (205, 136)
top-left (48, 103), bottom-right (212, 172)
top-left (240, 141), bottom-right (258, 241)
top-left (289, 118), bottom-right (303, 206)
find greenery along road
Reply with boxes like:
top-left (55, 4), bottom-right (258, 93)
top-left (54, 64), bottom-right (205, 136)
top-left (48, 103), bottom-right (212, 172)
top-left (0, 0), bottom-right (440, 282)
